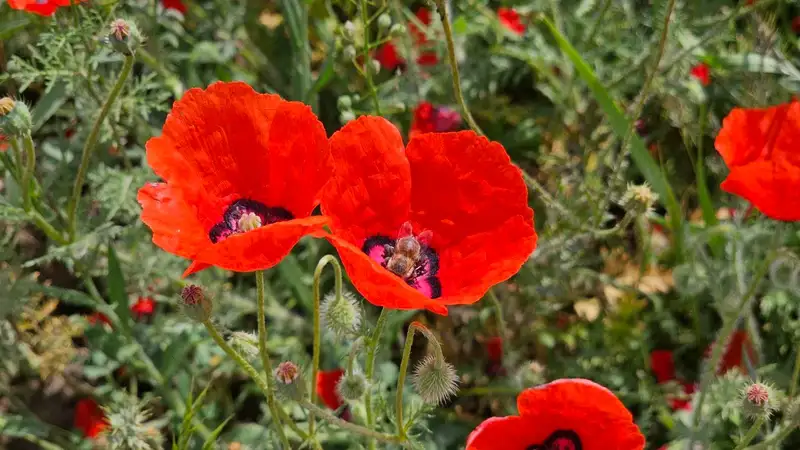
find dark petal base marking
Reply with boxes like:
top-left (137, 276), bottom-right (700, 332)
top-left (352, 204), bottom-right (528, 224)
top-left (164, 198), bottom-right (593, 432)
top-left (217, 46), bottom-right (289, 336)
top-left (208, 199), bottom-right (294, 243)
top-left (526, 430), bottom-right (582, 450)
top-left (362, 235), bottom-right (442, 299)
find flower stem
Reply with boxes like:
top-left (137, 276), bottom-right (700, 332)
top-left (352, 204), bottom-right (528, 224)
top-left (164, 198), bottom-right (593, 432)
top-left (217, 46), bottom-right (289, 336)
top-left (435, 0), bottom-right (484, 137)
top-left (790, 345), bottom-right (800, 399)
top-left (395, 325), bottom-right (416, 439)
top-left (360, 0), bottom-right (382, 115)
top-left (485, 288), bottom-right (507, 340)
top-left (744, 418), bottom-right (800, 450)
top-left (66, 53), bottom-right (135, 241)
top-left (297, 399), bottom-right (409, 447)
top-left (364, 307), bottom-right (390, 450)
top-left (21, 133), bottom-right (36, 212)
top-left (310, 255), bottom-right (344, 436)
top-left (256, 271), bottom-right (292, 449)
top-left (733, 416), bottom-right (766, 450)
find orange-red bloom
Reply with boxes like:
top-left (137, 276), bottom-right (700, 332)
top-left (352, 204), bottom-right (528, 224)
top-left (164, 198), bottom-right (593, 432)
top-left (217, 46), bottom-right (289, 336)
top-left (87, 312), bottom-right (112, 327)
top-left (410, 102), bottom-right (461, 138)
top-left (466, 379), bottom-right (645, 450)
top-left (8, 0), bottom-right (85, 16)
top-left (714, 100), bottom-right (800, 221)
top-left (130, 296), bottom-right (156, 320)
top-left (316, 369), bottom-right (344, 411)
top-left (690, 63), bottom-right (711, 86)
top-left (137, 82), bottom-right (332, 276)
top-left (162, 0), bottom-right (186, 13)
top-left (498, 8), bottom-right (526, 35)
top-left (320, 116), bottom-right (536, 315)
top-left (74, 398), bottom-right (108, 439)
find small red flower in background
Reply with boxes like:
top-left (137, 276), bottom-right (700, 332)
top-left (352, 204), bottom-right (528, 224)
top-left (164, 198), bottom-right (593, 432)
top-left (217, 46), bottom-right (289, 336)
top-left (8, 0), bottom-right (85, 16)
top-left (485, 336), bottom-right (506, 377)
top-left (669, 381), bottom-right (696, 411)
top-left (375, 42), bottom-right (405, 72)
top-left (0, 135), bottom-right (8, 153)
top-left (320, 117), bottom-right (536, 315)
top-left (137, 82), bottom-right (332, 276)
top-left (650, 350), bottom-right (676, 384)
top-left (466, 379), bottom-right (645, 450)
top-left (690, 63), bottom-right (711, 86)
top-left (87, 312), bottom-right (112, 327)
top-left (409, 102), bottom-right (462, 138)
top-left (498, 8), bottom-right (526, 36)
top-left (375, 7), bottom-right (438, 70)
top-left (714, 100), bottom-right (800, 221)
top-left (162, 0), bottom-right (186, 13)
top-left (74, 398), bottom-right (108, 439)
top-left (705, 329), bottom-right (758, 375)
top-left (130, 296), bottom-right (155, 320)
top-left (793, 17), bottom-right (800, 35)
top-left (316, 369), bottom-right (352, 421)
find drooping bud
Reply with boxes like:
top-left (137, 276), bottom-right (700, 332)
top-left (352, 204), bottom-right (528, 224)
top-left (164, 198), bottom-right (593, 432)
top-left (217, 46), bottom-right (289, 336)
top-left (0, 98), bottom-right (32, 138)
top-left (621, 182), bottom-right (657, 217)
top-left (342, 21), bottom-right (356, 40)
top-left (320, 290), bottom-right (361, 340)
top-left (179, 284), bottom-right (213, 322)
top-left (741, 382), bottom-right (775, 419)
top-left (412, 354), bottom-right (459, 405)
top-left (377, 14), bottom-right (392, 31)
top-left (336, 371), bottom-right (368, 402)
top-left (107, 19), bottom-right (143, 56)
top-left (274, 361), bottom-right (306, 400)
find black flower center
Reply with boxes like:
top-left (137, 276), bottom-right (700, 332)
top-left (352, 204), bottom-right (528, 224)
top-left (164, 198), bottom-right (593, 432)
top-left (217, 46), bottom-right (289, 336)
top-left (526, 430), bottom-right (582, 450)
top-left (208, 199), bottom-right (293, 243)
top-left (362, 222), bottom-right (441, 299)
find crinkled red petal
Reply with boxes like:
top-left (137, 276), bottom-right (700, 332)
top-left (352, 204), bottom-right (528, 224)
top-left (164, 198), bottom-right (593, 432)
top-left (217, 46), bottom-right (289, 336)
top-left (137, 182), bottom-right (209, 259)
top-left (316, 369), bottom-right (344, 410)
top-left (721, 159), bottom-right (800, 221)
top-left (321, 116), bottom-right (411, 243)
top-left (326, 235), bottom-right (448, 315)
top-left (466, 416), bottom-right (544, 450)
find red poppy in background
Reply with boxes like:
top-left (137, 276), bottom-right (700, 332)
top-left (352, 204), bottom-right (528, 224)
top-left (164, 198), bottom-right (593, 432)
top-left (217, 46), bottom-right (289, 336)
top-left (316, 369), bottom-right (344, 411)
top-left (690, 63), bottom-right (711, 86)
top-left (650, 350), bottom-right (676, 384)
top-left (485, 336), bottom-right (506, 377)
top-left (87, 312), bottom-right (112, 327)
top-left (74, 398), bottom-right (108, 439)
top-left (137, 82), bottom-right (332, 276)
top-left (498, 8), bottom-right (526, 35)
top-left (375, 42), bottom-right (405, 72)
top-left (466, 379), bottom-right (645, 450)
top-left (669, 381), bottom-right (696, 411)
top-left (130, 296), bottom-right (156, 320)
top-left (375, 7), bottom-right (438, 70)
top-left (714, 100), bottom-right (800, 221)
top-left (793, 16), bottom-right (800, 35)
top-left (8, 0), bottom-right (85, 16)
top-left (410, 102), bottom-right (462, 138)
top-left (0, 135), bottom-right (8, 153)
top-left (707, 329), bottom-right (758, 375)
top-left (162, 0), bottom-right (186, 13)
top-left (320, 116), bottom-right (536, 316)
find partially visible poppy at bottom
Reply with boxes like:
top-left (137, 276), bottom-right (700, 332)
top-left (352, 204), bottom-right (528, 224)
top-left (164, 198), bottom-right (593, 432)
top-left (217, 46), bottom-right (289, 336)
top-left (8, 0), bottom-right (85, 16)
top-left (409, 102), bottom-right (462, 138)
top-left (714, 99), bottom-right (800, 221)
top-left (162, 0), bottom-right (186, 13)
top-left (137, 81), bottom-right (333, 277)
top-left (320, 116), bottom-right (536, 316)
top-left (690, 63), bottom-right (711, 86)
top-left (130, 296), bottom-right (156, 320)
top-left (316, 369), bottom-right (351, 421)
top-left (497, 8), bottom-right (526, 35)
top-left (466, 379), bottom-right (646, 450)
top-left (74, 398), bottom-right (108, 439)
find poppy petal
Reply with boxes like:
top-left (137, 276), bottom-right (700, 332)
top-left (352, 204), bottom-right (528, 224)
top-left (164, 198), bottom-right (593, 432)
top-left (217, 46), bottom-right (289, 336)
top-left (715, 102), bottom-right (799, 168)
top-left (466, 416), bottom-right (543, 450)
top-left (326, 234), bottom-right (448, 315)
top-left (186, 216), bottom-right (329, 275)
top-left (321, 116), bottom-right (411, 243)
top-left (137, 182), bottom-right (209, 259)
top-left (516, 379), bottom-right (645, 450)
top-left (721, 159), bottom-right (800, 221)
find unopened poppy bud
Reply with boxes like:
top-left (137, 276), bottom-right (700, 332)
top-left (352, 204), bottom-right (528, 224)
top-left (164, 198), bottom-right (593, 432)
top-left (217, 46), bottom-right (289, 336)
top-left (340, 111), bottom-right (356, 124)
top-left (336, 371), bottom-right (367, 401)
top-left (343, 45), bottom-right (357, 60)
top-left (230, 331), bottom-right (259, 358)
top-left (389, 23), bottom-right (406, 38)
top-left (377, 14), bottom-right (392, 31)
top-left (0, 98), bottom-right (32, 137)
top-left (337, 95), bottom-right (352, 111)
top-left (621, 182), bottom-right (657, 216)
top-left (275, 361), bottom-right (306, 400)
top-left (412, 354), bottom-right (459, 405)
top-left (342, 21), bottom-right (356, 40)
top-left (108, 19), bottom-right (143, 56)
top-left (742, 382), bottom-right (775, 419)
top-left (320, 290), bottom-right (361, 340)
top-left (180, 284), bottom-right (213, 322)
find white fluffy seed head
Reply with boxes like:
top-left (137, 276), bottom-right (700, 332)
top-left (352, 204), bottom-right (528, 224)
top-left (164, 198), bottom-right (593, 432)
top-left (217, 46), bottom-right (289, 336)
top-left (412, 354), bottom-right (459, 406)
top-left (320, 291), bottom-right (361, 340)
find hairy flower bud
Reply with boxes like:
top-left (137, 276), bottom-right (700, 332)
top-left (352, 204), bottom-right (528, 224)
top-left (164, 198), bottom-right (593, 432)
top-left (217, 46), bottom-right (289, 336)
top-left (275, 361), bottom-right (306, 400)
top-left (180, 284), bottom-right (213, 322)
top-left (742, 382), bottom-right (775, 419)
top-left (377, 14), bottom-right (392, 31)
top-left (230, 331), bottom-right (259, 359)
top-left (412, 354), bottom-right (459, 405)
top-left (621, 182), bottom-right (657, 216)
top-left (342, 21), bottom-right (356, 40)
top-left (336, 371), bottom-right (368, 401)
top-left (389, 23), bottom-right (407, 38)
top-left (343, 45), bottom-right (357, 60)
top-left (108, 19), bottom-right (143, 56)
top-left (369, 59), bottom-right (381, 75)
top-left (337, 95), bottom-right (352, 111)
top-left (0, 98), bottom-right (32, 137)
top-left (320, 290), bottom-right (361, 340)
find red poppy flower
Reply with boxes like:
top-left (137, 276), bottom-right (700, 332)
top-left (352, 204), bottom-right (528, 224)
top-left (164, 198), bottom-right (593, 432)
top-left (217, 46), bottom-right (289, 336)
top-left (486, 336), bottom-right (503, 364)
top-left (668, 381), bottom-right (696, 411)
top-left (705, 329), bottom-right (758, 375)
top-left (375, 42), bottom-right (405, 72)
top-left (130, 296), bottom-right (155, 320)
top-left (410, 102), bottom-right (462, 138)
top-left (714, 100), bottom-right (800, 221)
top-left (0, 134), bottom-right (7, 153)
top-left (8, 0), bottom-right (85, 16)
top-left (375, 7), bottom-right (438, 70)
top-left (74, 398), bottom-right (108, 439)
top-left (650, 350), bottom-right (676, 384)
top-left (793, 17), bottom-right (800, 35)
top-left (690, 63), bottom-right (711, 86)
top-left (137, 82), bottom-right (332, 276)
top-left (87, 312), bottom-right (112, 327)
top-left (498, 8), bottom-right (526, 36)
top-left (320, 117), bottom-right (536, 315)
top-left (162, 0), bottom-right (186, 13)
top-left (316, 369), bottom-right (344, 410)
top-left (466, 379), bottom-right (645, 450)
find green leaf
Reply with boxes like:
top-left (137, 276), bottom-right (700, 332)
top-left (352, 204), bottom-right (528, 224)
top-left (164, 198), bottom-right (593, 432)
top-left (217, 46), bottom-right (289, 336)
top-left (202, 417), bottom-right (234, 450)
top-left (107, 244), bottom-right (132, 328)
top-left (0, 17), bottom-right (31, 40)
top-left (31, 81), bottom-right (68, 133)
top-left (0, 203), bottom-right (28, 222)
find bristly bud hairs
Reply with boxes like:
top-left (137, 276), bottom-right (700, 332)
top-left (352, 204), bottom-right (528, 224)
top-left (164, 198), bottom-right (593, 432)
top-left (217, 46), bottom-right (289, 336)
top-left (274, 361), bottom-right (306, 400)
top-left (320, 290), bottom-right (361, 340)
top-left (741, 382), bottom-right (776, 419)
top-left (107, 19), bottom-right (144, 56)
top-left (621, 182), bottom-right (657, 217)
top-left (0, 97), bottom-right (32, 137)
top-left (179, 284), bottom-right (213, 322)
top-left (337, 370), bottom-right (368, 401)
top-left (409, 323), bottom-right (459, 405)
top-left (104, 395), bottom-right (164, 450)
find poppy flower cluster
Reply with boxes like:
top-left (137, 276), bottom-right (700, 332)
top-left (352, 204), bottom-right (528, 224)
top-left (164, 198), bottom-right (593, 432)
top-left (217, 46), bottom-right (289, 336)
top-left (375, 7), bottom-right (438, 71)
top-left (138, 82), bottom-right (537, 316)
top-left (690, 63), bottom-right (711, 86)
top-left (715, 99), bottom-right (800, 221)
top-left (8, 0), bottom-right (85, 16)
top-left (466, 379), bottom-right (645, 450)
top-left (74, 398), bottom-right (108, 439)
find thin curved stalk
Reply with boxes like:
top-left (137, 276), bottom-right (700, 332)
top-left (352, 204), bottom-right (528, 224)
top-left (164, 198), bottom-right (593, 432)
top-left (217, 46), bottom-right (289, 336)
top-left (364, 307), bottom-right (390, 450)
top-left (298, 399), bottom-right (409, 447)
top-left (733, 417), bottom-right (766, 450)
